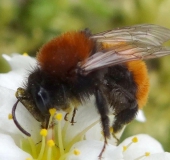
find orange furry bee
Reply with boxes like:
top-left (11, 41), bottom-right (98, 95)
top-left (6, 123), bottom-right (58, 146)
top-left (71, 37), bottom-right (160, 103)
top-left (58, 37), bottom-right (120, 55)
top-left (12, 24), bottom-right (170, 157)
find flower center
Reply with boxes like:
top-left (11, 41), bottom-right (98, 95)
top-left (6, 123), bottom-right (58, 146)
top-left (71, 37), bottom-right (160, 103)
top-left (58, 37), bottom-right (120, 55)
top-left (12, 108), bottom-right (100, 160)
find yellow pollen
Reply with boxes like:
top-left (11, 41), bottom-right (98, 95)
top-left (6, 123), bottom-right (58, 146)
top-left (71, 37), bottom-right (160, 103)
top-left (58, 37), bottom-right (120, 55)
top-left (123, 146), bottom-right (127, 152)
top-left (109, 127), bottom-right (113, 133)
top-left (145, 152), bottom-right (150, 156)
top-left (55, 113), bottom-right (63, 121)
top-left (40, 129), bottom-right (47, 137)
top-left (49, 108), bottom-right (56, 116)
top-left (8, 114), bottom-right (13, 119)
top-left (23, 52), bottom-right (28, 56)
top-left (74, 149), bottom-right (81, 155)
top-left (25, 158), bottom-right (32, 160)
top-left (47, 140), bottom-right (55, 147)
top-left (132, 137), bottom-right (138, 143)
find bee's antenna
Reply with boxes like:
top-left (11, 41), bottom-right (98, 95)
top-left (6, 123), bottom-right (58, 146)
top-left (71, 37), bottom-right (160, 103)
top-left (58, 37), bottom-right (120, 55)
top-left (12, 99), bottom-right (31, 137)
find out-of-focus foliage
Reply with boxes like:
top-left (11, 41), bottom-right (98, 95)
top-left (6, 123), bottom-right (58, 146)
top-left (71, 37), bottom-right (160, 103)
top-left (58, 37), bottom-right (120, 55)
top-left (1, 0), bottom-right (170, 151)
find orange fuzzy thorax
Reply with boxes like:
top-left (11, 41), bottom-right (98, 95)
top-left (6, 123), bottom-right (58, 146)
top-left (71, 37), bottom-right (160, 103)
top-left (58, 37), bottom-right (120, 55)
top-left (37, 31), bottom-right (94, 78)
top-left (126, 60), bottom-right (150, 109)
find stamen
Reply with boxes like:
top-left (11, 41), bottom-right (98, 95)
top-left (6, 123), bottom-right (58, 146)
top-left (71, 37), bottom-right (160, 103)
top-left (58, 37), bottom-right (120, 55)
top-left (123, 146), bottom-right (127, 152)
top-left (49, 108), bottom-right (57, 116)
top-left (47, 139), bottom-right (55, 147)
top-left (65, 119), bottom-right (99, 152)
top-left (25, 158), bottom-right (32, 160)
top-left (40, 129), bottom-right (48, 137)
top-left (8, 114), bottom-right (13, 119)
top-left (48, 108), bottom-right (56, 129)
top-left (23, 52), bottom-right (28, 56)
top-left (132, 137), bottom-right (138, 143)
top-left (74, 149), bottom-right (81, 155)
top-left (134, 152), bottom-right (151, 160)
top-left (62, 116), bottom-right (70, 143)
top-left (37, 129), bottom-right (48, 160)
top-left (55, 113), bottom-right (63, 121)
top-left (55, 113), bottom-right (64, 155)
top-left (47, 140), bottom-right (55, 160)
top-left (145, 152), bottom-right (150, 156)
top-left (28, 137), bottom-right (37, 158)
top-left (123, 136), bottom-right (139, 152)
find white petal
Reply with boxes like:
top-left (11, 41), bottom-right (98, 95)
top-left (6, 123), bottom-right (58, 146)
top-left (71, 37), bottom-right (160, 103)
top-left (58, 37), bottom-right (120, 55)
top-left (0, 54), bottom-right (36, 91)
top-left (119, 134), bottom-right (164, 159)
top-left (135, 110), bottom-right (146, 122)
top-left (62, 96), bottom-right (124, 146)
top-left (0, 85), bottom-right (40, 144)
top-left (63, 96), bottom-right (101, 145)
top-left (0, 133), bottom-right (32, 160)
top-left (2, 53), bottom-right (36, 71)
top-left (0, 70), bottom-right (26, 91)
top-left (0, 54), bottom-right (40, 142)
top-left (142, 152), bottom-right (170, 160)
top-left (68, 140), bottom-right (123, 160)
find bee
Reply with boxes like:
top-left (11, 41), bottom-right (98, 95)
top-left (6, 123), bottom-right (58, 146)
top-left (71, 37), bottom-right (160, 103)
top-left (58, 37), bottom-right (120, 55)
top-left (12, 24), bottom-right (170, 158)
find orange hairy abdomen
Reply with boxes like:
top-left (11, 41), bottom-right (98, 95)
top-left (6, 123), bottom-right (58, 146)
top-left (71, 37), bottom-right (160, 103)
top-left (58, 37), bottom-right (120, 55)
top-left (126, 61), bottom-right (150, 109)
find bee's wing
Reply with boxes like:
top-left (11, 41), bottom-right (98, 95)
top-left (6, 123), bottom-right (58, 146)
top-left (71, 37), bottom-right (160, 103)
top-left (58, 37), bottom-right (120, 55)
top-left (79, 24), bottom-right (170, 75)
top-left (91, 24), bottom-right (170, 46)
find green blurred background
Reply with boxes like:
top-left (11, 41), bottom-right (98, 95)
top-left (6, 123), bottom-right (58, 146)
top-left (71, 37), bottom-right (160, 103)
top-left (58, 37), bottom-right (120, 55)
top-left (1, 0), bottom-right (170, 151)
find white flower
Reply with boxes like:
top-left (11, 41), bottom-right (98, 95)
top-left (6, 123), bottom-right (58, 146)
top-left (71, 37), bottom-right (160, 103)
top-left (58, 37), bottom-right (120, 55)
top-left (119, 134), bottom-right (170, 160)
top-left (0, 54), bottom-right (120, 160)
top-left (0, 54), bottom-right (169, 160)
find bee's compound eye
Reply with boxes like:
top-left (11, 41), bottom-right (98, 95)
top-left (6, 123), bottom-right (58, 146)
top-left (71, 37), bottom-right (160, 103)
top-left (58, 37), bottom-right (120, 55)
top-left (34, 86), bottom-right (50, 116)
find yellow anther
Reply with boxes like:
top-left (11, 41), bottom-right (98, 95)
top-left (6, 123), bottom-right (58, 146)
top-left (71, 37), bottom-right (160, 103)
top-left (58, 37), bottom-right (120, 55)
top-left (123, 146), bottom-right (127, 152)
top-left (40, 129), bottom-right (47, 137)
top-left (145, 152), bottom-right (150, 156)
top-left (55, 113), bottom-right (63, 121)
top-left (23, 52), bottom-right (28, 56)
top-left (49, 108), bottom-right (56, 116)
top-left (74, 149), bottom-right (81, 155)
top-left (47, 140), bottom-right (55, 147)
top-left (109, 127), bottom-right (113, 134)
top-left (8, 114), bottom-right (13, 119)
top-left (132, 137), bottom-right (138, 143)
top-left (25, 158), bottom-right (32, 160)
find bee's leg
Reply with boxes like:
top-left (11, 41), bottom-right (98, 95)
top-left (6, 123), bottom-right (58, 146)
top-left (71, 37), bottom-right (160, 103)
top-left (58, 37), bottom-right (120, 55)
top-left (94, 88), bottom-right (110, 159)
top-left (112, 104), bottom-right (138, 134)
top-left (64, 107), bottom-right (77, 125)
top-left (112, 132), bottom-right (120, 145)
top-left (64, 113), bottom-right (69, 121)
top-left (70, 108), bottom-right (77, 125)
